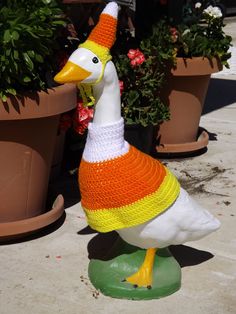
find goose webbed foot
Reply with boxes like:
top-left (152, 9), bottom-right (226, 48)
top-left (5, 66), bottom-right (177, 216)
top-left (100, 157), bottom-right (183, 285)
top-left (122, 248), bottom-right (157, 289)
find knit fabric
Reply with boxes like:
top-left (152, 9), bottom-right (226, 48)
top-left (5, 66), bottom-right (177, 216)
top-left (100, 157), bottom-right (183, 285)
top-left (79, 9), bottom-right (117, 84)
top-left (80, 40), bottom-right (111, 65)
top-left (82, 118), bottom-right (129, 162)
top-left (88, 14), bottom-right (117, 49)
top-left (79, 119), bottom-right (180, 233)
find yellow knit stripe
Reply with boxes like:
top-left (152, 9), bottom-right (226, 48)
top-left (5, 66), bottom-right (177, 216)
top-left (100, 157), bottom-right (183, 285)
top-left (82, 168), bottom-right (180, 233)
top-left (79, 40), bottom-right (111, 84)
top-left (79, 40), bottom-right (111, 64)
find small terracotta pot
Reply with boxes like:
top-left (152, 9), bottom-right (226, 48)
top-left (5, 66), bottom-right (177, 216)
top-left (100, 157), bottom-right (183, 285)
top-left (156, 57), bottom-right (222, 154)
top-left (0, 84), bottom-right (77, 239)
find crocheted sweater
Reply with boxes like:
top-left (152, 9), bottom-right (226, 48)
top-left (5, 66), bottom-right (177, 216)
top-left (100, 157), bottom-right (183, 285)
top-left (79, 118), bottom-right (180, 233)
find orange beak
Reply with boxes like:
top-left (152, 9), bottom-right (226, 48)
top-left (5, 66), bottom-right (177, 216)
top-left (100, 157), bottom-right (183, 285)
top-left (54, 61), bottom-right (91, 84)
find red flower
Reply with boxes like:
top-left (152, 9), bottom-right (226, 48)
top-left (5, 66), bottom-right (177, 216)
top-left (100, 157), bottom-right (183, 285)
top-left (73, 102), bottom-right (94, 135)
top-left (127, 49), bottom-right (146, 67)
top-left (170, 27), bottom-right (178, 42)
top-left (127, 49), bottom-right (139, 60)
top-left (119, 80), bottom-right (124, 95)
top-left (58, 100), bottom-right (94, 135)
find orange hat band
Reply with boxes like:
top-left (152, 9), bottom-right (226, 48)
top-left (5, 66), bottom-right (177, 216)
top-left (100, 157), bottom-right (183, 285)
top-left (88, 13), bottom-right (117, 49)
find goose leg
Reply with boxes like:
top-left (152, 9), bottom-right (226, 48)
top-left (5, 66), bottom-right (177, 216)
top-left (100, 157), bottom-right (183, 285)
top-left (125, 248), bottom-right (157, 288)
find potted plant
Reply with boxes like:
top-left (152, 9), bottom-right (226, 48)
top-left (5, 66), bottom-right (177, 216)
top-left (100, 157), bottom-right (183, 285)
top-left (156, 0), bottom-right (232, 154)
top-left (112, 22), bottom-right (175, 154)
top-left (0, 0), bottom-right (77, 240)
top-left (113, 1), bottom-right (232, 155)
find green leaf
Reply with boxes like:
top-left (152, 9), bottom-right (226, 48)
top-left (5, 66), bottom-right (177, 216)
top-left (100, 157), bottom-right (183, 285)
top-left (1, 94), bottom-right (8, 102)
top-left (13, 50), bottom-right (19, 59)
top-left (52, 20), bottom-right (66, 26)
top-left (5, 49), bottom-right (11, 56)
top-left (6, 88), bottom-right (17, 96)
top-left (27, 51), bottom-right (35, 58)
top-left (23, 76), bottom-right (31, 83)
top-left (23, 52), bottom-right (34, 70)
top-left (3, 30), bottom-right (11, 43)
top-left (35, 53), bottom-right (44, 63)
top-left (12, 60), bottom-right (18, 71)
top-left (12, 31), bottom-right (19, 40)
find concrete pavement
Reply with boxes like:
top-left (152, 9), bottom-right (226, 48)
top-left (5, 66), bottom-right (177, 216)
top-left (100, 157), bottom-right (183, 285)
top-left (0, 19), bottom-right (236, 314)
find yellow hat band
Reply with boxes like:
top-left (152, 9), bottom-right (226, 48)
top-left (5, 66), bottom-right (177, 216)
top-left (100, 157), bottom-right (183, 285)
top-left (79, 40), bottom-right (112, 64)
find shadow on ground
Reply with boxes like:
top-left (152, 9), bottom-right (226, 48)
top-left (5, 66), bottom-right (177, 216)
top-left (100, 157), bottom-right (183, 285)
top-left (203, 78), bottom-right (236, 114)
top-left (78, 230), bottom-right (214, 267)
top-left (47, 172), bottom-right (81, 210)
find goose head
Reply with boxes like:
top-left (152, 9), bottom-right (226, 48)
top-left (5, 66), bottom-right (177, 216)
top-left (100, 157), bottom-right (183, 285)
top-left (54, 47), bottom-right (104, 85)
top-left (54, 2), bottom-right (118, 86)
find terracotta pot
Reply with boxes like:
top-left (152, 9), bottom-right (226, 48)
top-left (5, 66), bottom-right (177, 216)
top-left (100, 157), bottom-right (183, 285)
top-left (0, 84), bottom-right (77, 239)
top-left (50, 130), bottom-right (66, 181)
top-left (156, 57), bottom-right (222, 154)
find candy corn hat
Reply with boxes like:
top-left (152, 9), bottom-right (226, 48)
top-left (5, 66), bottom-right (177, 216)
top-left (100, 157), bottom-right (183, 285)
top-left (79, 2), bottom-right (118, 75)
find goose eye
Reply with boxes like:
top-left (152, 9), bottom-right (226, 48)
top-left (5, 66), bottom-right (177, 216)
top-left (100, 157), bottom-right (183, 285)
top-left (92, 57), bottom-right (99, 64)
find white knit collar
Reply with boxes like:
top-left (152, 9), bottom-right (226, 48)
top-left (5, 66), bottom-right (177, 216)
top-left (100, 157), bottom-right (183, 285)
top-left (82, 118), bottom-right (129, 163)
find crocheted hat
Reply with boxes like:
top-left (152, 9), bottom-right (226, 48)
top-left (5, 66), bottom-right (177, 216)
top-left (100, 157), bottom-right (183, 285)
top-left (80, 2), bottom-right (118, 66)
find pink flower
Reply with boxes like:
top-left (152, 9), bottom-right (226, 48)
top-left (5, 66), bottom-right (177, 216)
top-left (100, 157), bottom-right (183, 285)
top-left (127, 49), bottom-right (139, 60)
top-left (170, 27), bottom-right (178, 42)
top-left (136, 55), bottom-right (146, 65)
top-left (130, 55), bottom-right (146, 66)
top-left (73, 102), bottom-right (94, 135)
top-left (74, 122), bottom-right (88, 135)
top-left (131, 59), bottom-right (137, 66)
top-left (119, 80), bottom-right (124, 95)
top-left (58, 100), bottom-right (94, 135)
top-left (128, 49), bottom-right (146, 67)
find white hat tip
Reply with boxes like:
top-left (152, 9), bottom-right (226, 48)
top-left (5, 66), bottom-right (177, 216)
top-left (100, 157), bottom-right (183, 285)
top-left (102, 1), bottom-right (118, 19)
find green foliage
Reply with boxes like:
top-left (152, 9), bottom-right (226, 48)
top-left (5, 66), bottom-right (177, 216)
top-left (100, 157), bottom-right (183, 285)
top-left (0, 0), bottom-right (67, 101)
top-left (176, 1), bottom-right (232, 66)
top-left (113, 21), bottom-right (175, 127)
top-left (113, 2), bottom-right (232, 127)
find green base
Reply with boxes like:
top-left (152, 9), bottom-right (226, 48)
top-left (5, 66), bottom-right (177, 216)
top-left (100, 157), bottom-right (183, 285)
top-left (88, 238), bottom-right (181, 300)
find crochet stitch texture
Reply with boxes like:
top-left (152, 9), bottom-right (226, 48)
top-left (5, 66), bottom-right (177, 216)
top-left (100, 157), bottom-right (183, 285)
top-left (79, 119), bottom-right (180, 232)
top-left (88, 14), bottom-right (117, 49)
top-left (79, 12), bottom-right (117, 83)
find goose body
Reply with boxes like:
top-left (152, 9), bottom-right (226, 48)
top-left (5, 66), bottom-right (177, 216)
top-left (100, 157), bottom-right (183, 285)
top-left (79, 110), bottom-right (220, 246)
top-left (118, 187), bottom-right (220, 249)
top-left (54, 1), bottom-right (220, 288)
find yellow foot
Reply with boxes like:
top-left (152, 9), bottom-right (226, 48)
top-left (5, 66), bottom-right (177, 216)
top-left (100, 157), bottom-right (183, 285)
top-left (125, 268), bottom-right (153, 289)
top-left (123, 248), bottom-right (157, 289)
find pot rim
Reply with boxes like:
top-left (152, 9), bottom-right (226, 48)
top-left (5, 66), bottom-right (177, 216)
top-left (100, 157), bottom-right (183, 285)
top-left (0, 84), bottom-right (77, 121)
top-left (172, 57), bottom-right (222, 76)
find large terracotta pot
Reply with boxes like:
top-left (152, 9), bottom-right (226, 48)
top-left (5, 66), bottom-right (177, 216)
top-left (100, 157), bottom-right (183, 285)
top-left (156, 57), bottom-right (222, 155)
top-left (0, 84), bottom-right (77, 240)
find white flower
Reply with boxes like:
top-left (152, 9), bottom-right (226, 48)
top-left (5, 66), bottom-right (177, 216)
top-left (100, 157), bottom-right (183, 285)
top-left (213, 6), bottom-right (223, 18)
top-left (182, 29), bottom-right (191, 36)
top-left (195, 2), bottom-right (202, 9)
top-left (203, 5), bottom-right (222, 18)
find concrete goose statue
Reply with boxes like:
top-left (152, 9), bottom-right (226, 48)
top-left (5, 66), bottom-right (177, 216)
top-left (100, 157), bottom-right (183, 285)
top-left (55, 1), bottom-right (220, 294)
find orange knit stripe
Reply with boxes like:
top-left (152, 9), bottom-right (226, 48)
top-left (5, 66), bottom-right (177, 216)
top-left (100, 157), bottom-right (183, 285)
top-left (79, 146), bottom-right (167, 210)
top-left (88, 14), bottom-right (117, 49)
